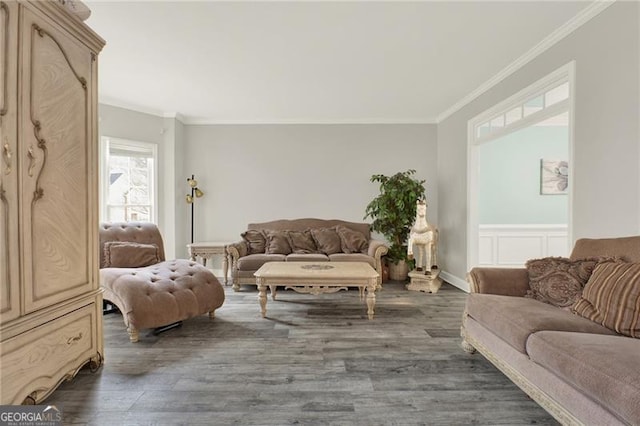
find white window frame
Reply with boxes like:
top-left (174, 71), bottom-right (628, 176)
top-left (100, 136), bottom-right (159, 224)
top-left (466, 61), bottom-right (576, 272)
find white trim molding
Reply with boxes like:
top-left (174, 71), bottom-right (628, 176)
top-left (437, 0), bottom-right (615, 123)
top-left (441, 270), bottom-right (470, 293)
top-left (174, 117), bottom-right (438, 126)
top-left (98, 98), bottom-right (438, 125)
top-left (100, 96), bottom-right (167, 118)
top-left (479, 224), bottom-right (569, 267)
top-left (467, 62), bottom-right (575, 273)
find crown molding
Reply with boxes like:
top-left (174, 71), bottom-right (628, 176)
top-left (182, 117), bottom-right (438, 125)
top-left (98, 97), bottom-right (438, 125)
top-left (435, 0), bottom-right (616, 124)
top-left (163, 112), bottom-right (186, 124)
top-left (99, 96), bottom-right (166, 118)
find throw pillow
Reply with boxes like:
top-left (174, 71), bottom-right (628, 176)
top-left (286, 230), bottom-right (317, 254)
top-left (335, 225), bottom-right (369, 254)
top-left (241, 230), bottom-right (266, 254)
top-left (264, 230), bottom-right (292, 255)
top-left (572, 261), bottom-right (640, 338)
top-left (103, 242), bottom-right (161, 268)
top-left (524, 256), bottom-right (609, 308)
top-left (310, 227), bottom-right (342, 255)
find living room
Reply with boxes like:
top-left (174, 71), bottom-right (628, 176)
top-left (1, 0), bottom-right (639, 424)
top-left (91, 0), bottom-right (640, 289)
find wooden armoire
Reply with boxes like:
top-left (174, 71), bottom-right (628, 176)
top-left (0, 0), bottom-right (105, 404)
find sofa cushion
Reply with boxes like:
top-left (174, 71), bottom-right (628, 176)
top-left (572, 261), bottom-right (640, 338)
top-left (335, 225), bottom-right (369, 254)
top-left (570, 235), bottom-right (640, 263)
top-left (524, 256), bottom-right (604, 308)
top-left (527, 331), bottom-right (640, 425)
top-left (264, 230), bottom-right (292, 255)
top-left (286, 230), bottom-right (317, 254)
top-left (310, 227), bottom-right (343, 255)
top-left (286, 253), bottom-right (329, 262)
top-left (248, 219), bottom-right (371, 240)
top-left (466, 294), bottom-right (616, 353)
top-left (241, 230), bottom-right (266, 254)
top-left (328, 253), bottom-right (375, 268)
top-left (103, 241), bottom-right (161, 268)
top-left (237, 254), bottom-right (286, 271)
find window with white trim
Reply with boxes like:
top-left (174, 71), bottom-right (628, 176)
top-left (475, 81), bottom-right (569, 141)
top-left (100, 137), bottom-right (157, 223)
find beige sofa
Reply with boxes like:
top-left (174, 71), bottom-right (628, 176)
top-left (461, 236), bottom-right (640, 425)
top-left (99, 222), bottom-right (225, 342)
top-left (227, 218), bottom-right (388, 291)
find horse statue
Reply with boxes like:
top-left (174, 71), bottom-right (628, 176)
top-left (407, 199), bottom-right (438, 274)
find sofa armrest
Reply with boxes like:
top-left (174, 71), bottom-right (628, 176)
top-left (467, 267), bottom-right (530, 296)
top-left (368, 239), bottom-right (389, 259)
top-left (368, 240), bottom-right (388, 287)
top-left (227, 241), bottom-right (248, 260)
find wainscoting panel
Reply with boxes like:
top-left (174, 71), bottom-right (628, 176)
top-left (479, 224), bottom-right (568, 267)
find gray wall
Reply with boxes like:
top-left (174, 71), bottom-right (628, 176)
top-left (98, 107), bottom-right (437, 261)
top-left (183, 124), bottom-right (438, 256)
top-left (479, 125), bottom-right (568, 224)
top-left (438, 2), bottom-right (640, 280)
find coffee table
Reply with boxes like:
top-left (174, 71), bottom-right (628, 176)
top-left (254, 262), bottom-right (379, 320)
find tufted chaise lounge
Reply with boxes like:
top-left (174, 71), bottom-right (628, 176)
top-left (99, 222), bottom-right (225, 342)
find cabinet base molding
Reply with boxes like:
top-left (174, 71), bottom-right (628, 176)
top-left (1, 302), bottom-right (104, 405)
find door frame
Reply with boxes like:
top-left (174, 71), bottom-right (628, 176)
top-left (466, 61), bottom-right (576, 270)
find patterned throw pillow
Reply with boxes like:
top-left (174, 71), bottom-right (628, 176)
top-left (263, 230), bottom-right (292, 255)
top-left (572, 261), bottom-right (640, 338)
top-left (524, 257), bottom-right (607, 308)
top-left (241, 230), bottom-right (266, 254)
top-left (310, 227), bottom-right (342, 255)
top-left (335, 225), bottom-right (369, 254)
top-left (103, 242), bottom-right (161, 268)
top-left (286, 230), bottom-right (317, 254)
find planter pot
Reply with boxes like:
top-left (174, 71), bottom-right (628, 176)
top-left (389, 260), bottom-right (409, 281)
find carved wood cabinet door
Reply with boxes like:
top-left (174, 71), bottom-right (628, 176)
top-left (0, 0), bottom-right (20, 323)
top-left (19, 7), bottom-right (97, 314)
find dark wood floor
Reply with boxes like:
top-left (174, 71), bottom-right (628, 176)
top-left (48, 281), bottom-right (558, 425)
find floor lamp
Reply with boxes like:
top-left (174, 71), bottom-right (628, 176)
top-left (186, 175), bottom-right (204, 243)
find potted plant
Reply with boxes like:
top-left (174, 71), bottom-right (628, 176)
top-left (364, 169), bottom-right (426, 281)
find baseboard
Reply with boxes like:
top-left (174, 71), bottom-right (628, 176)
top-left (441, 271), bottom-right (470, 293)
top-left (214, 265), bottom-right (469, 292)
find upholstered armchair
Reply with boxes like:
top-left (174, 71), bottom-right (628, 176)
top-left (99, 222), bottom-right (225, 342)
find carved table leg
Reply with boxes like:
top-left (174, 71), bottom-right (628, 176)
top-left (359, 286), bottom-right (365, 300)
top-left (223, 252), bottom-right (229, 285)
top-left (270, 285), bottom-right (277, 300)
top-left (258, 279), bottom-right (268, 318)
top-left (366, 279), bottom-right (376, 320)
top-left (209, 310), bottom-right (216, 319)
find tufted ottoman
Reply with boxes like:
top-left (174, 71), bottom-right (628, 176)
top-left (100, 222), bottom-right (225, 342)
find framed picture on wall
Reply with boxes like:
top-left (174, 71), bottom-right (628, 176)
top-left (540, 159), bottom-right (568, 195)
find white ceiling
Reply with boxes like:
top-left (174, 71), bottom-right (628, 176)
top-left (86, 1), bottom-right (592, 124)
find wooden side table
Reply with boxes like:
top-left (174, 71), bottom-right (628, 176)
top-left (187, 242), bottom-right (232, 285)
